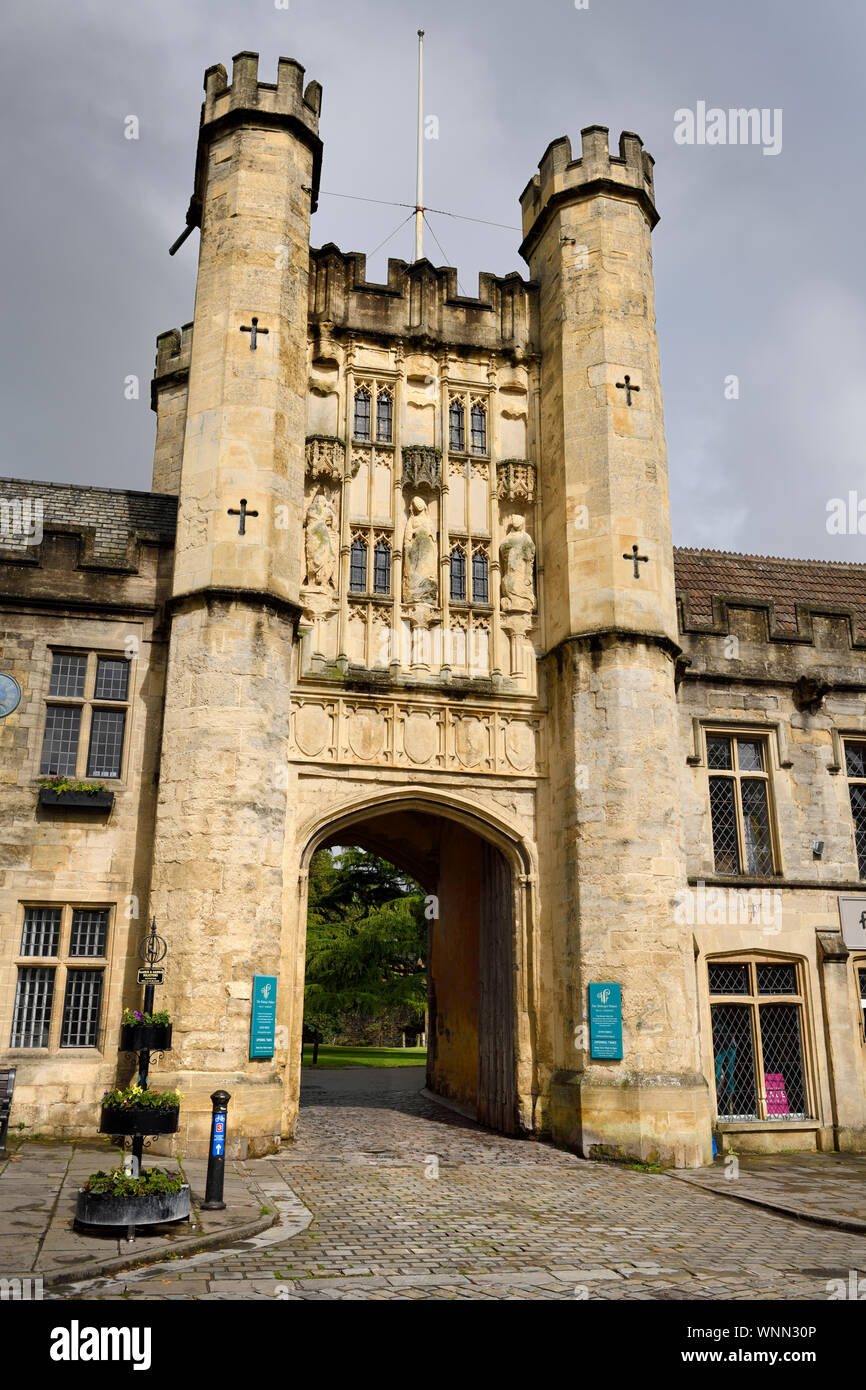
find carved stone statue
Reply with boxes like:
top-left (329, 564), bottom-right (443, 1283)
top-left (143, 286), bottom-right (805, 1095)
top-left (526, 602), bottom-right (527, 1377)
top-left (304, 490), bottom-right (338, 590)
top-left (499, 513), bottom-right (536, 613)
top-left (402, 495), bottom-right (439, 606)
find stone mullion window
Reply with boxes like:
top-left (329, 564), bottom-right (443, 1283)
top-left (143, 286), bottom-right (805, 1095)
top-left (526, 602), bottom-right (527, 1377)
top-left (11, 904), bottom-right (111, 1051)
top-left (336, 358), bottom-right (356, 664)
top-left (706, 732), bottom-right (777, 877)
top-left (844, 740), bottom-right (866, 879)
top-left (40, 650), bottom-right (131, 782)
top-left (707, 958), bottom-right (810, 1123)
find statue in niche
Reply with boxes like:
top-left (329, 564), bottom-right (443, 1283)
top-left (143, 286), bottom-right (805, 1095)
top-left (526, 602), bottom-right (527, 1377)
top-left (402, 495), bottom-right (439, 606)
top-left (499, 513), bottom-right (536, 613)
top-left (303, 489), bottom-right (338, 590)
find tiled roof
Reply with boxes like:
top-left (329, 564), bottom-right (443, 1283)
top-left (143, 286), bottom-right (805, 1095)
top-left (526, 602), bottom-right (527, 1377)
top-left (0, 477), bottom-right (177, 564)
top-left (674, 547), bottom-right (866, 640)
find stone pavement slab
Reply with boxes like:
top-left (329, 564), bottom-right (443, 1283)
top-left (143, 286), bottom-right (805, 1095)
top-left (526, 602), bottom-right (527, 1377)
top-left (43, 1070), bottom-right (866, 1302)
top-left (669, 1151), bottom-right (866, 1232)
top-left (0, 1138), bottom-right (276, 1286)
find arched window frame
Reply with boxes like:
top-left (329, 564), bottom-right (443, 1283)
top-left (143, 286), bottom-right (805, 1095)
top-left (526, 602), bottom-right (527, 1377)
top-left (349, 533), bottom-right (368, 592)
top-left (449, 544), bottom-right (467, 602)
top-left (449, 399), bottom-right (465, 453)
top-left (353, 386), bottom-right (371, 441)
top-left (373, 535), bottom-right (392, 595)
top-left (471, 546), bottom-right (489, 604)
top-left (470, 400), bottom-right (488, 456)
top-left (376, 388), bottom-right (393, 444)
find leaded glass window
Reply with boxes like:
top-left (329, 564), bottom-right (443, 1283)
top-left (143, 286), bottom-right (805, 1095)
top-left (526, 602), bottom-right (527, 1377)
top-left (94, 657), bottom-right (130, 702)
top-left (470, 403), bottom-right (487, 455)
top-left (86, 709), bottom-right (126, 779)
top-left (40, 705), bottom-right (82, 776)
top-left (353, 388), bottom-right (371, 441)
top-left (707, 733), bottom-right (775, 877)
top-left (69, 909), bottom-right (109, 958)
top-left (60, 970), bottom-right (103, 1047)
top-left (376, 391), bottom-right (393, 443)
top-left (349, 537), bottom-right (367, 592)
top-left (11, 968), bottom-right (54, 1048)
top-left (472, 549), bottom-right (489, 604)
top-left (450, 548), bottom-right (466, 602)
top-left (845, 741), bottom-right (866, 879)
top-left (449, 400), bottom-right (465, 452)
top-left (20, 907), bottom-right (61, 958)
top-left (709, 958), bottom-right (809, 1122)
top-left (49, 652), bottom-right (86, 698)
top-left (373, 540), bottom-right (391, 595)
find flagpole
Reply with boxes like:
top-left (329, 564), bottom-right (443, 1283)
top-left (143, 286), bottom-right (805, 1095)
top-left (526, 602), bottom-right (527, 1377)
top-left (414, 28), bottom-right (424, 262)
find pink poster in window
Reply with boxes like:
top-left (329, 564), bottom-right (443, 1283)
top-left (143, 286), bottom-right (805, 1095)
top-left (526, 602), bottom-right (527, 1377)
top-left (765, 1073), bottom-right (789, 1115)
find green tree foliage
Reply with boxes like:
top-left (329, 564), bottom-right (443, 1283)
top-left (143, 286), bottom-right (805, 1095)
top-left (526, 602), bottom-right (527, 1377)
top-left (304, 848), bottom-right (427, 1045)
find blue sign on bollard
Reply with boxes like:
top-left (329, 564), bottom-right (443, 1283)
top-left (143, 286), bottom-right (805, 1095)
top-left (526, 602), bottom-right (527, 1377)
top-left (250, 974), bottom-right (278, 1059)
top-left (211, 1115), bottom-right (226, 1157)
top-left (588, 982), bottom-right (623, 1059)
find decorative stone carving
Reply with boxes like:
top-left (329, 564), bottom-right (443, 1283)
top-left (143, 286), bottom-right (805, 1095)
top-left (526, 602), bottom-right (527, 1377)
top-left (504, 721), bottom-right (535, 771)
top-left (403, 712), bottom-right (438, 765)
top-left (303, 490), bottom-right (338, 590)
top-left (499, 513), bottom-right (536, 613)
top-left (347, 708), bottom-right (386, 761)
top-left (305, 435), bottom-right (346, 483)
top-left (402, 496), bottom-right (439, 606)
top-left (402, 445), bottom-right (442, 491)
top-left (455, 716), bottom-right (488, 768)
top-left (294, 704), bottom-right (331, 758)
top-left (497, 460), bottom-right (537, 504)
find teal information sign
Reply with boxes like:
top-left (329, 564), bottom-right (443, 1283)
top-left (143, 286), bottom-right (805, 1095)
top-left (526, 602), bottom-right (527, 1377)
top-left (250, 975), bottom-right (277, 1059)
top-left (588, 982), bottom-right (623, 1060)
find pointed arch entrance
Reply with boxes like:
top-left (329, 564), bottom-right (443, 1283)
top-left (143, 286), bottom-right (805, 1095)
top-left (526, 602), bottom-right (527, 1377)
top-left (297, 792), bottom-right (532, 1135)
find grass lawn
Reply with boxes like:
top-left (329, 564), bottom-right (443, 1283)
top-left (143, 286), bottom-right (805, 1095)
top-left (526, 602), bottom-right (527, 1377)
top-left (302, 1044), bottom-right (428, 1069)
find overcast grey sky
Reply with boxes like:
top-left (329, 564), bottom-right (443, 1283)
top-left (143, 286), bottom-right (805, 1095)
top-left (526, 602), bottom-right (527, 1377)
top-left (2, 0), bottom-right (864, 560)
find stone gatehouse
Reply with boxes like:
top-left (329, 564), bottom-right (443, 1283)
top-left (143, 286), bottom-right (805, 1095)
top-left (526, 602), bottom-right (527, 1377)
top-left (2, 51), bottom-right (866, 1165)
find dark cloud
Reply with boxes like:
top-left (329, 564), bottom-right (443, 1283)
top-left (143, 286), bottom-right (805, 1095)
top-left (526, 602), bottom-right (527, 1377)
top-left (2, 0), bottom-right (863, 561)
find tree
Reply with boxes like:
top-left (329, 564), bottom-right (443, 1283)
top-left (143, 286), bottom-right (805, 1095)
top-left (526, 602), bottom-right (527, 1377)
top-left (303, 848), bottom-right (427, 1051)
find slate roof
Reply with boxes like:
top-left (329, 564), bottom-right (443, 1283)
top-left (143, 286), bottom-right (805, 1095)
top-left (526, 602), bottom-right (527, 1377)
top-left (674, 547), bottom-right (866, 641)
top-left (0, 477), bottom-right (177, 565)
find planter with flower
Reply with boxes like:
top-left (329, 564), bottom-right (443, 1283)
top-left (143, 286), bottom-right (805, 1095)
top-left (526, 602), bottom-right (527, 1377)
top-left (99, 1083), bottom-right (182, 1136)
top-left (76, 918), bottom-right (190, 1232)
top-left (38, 776), bottom-right (114, 810)
top-left (119, 1008), bottom-right (172, 1054)
top-left (76, 1164), bottom-right (190, 1228)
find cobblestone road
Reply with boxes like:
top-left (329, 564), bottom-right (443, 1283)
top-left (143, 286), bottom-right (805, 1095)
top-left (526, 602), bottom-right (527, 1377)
top-left (57, 1069), bottom-right (866, 1301)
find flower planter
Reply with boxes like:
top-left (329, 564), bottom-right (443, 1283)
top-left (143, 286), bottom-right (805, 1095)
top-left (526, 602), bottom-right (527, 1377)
top-left (99, 1105), bottom-right (180, 1136)
top-left (119, 1022), bottom-right (172, 1053)
top-left (39, 788), bottom-right (114, 811)
top-left (75, 1183), bottom-right (190, 1229)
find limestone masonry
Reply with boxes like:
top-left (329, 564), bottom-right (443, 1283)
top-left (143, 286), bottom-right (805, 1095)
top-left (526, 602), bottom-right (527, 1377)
top-left (2, 52), bottom-right (866, 1165)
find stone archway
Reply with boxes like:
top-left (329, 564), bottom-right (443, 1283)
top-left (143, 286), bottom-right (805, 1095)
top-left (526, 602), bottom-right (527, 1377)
top-left (296, 794), bottom-right (529, 1136)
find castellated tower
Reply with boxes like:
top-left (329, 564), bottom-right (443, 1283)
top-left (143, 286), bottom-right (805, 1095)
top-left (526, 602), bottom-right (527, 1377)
top-left (147, 54), bottom-right (322, 1154)
top-left (521, 129), bottom-right (713, 1164)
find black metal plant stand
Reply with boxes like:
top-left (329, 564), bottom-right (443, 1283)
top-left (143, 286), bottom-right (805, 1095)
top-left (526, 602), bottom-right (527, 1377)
top-left (77, 919), bottom-right (189, 1240)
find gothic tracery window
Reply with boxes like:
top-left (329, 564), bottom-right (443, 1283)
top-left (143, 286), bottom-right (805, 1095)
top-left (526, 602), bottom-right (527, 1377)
top-left (373, 538), bottom-right (391, 595)
top-left (449, 546), bottom-right (466, 602)
top-left (376, 390), bottom-right (393, 444)
top-left (449, 400), bottom-right (465, 452)
top-left (353, 387), bottom-right (371, 441)
top-left (349, 536), bottom-right (368, 592)
top-left (472, 547), bottom-right (489, 604)
top-left (470, 402), bottom-right (487, 455)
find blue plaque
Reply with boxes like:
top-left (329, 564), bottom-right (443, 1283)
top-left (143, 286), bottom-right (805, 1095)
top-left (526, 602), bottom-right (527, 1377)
top-left (0, 675), bottom-right (21, 719)
top-left (589, 982), bottom-right (623, 1060)
top-left (250, 974), bottom-right (277, 1059)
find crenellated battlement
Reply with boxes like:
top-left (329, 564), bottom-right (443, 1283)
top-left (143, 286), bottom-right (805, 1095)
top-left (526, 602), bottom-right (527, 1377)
top-left (196, 52), bottom-right (323, 210)
top-left (153, 322), bottom-right (193, 383)
top-left (202, 50), bottom-right (322, 134)
top-left (309, 244), bottom-right (537, 355)
top-left (519, 126), bottom-right (657, 256)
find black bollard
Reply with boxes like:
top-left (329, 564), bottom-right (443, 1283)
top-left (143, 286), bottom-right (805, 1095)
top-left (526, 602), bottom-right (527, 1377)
top-left (201, 1089), bottom-right (231, 1210)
